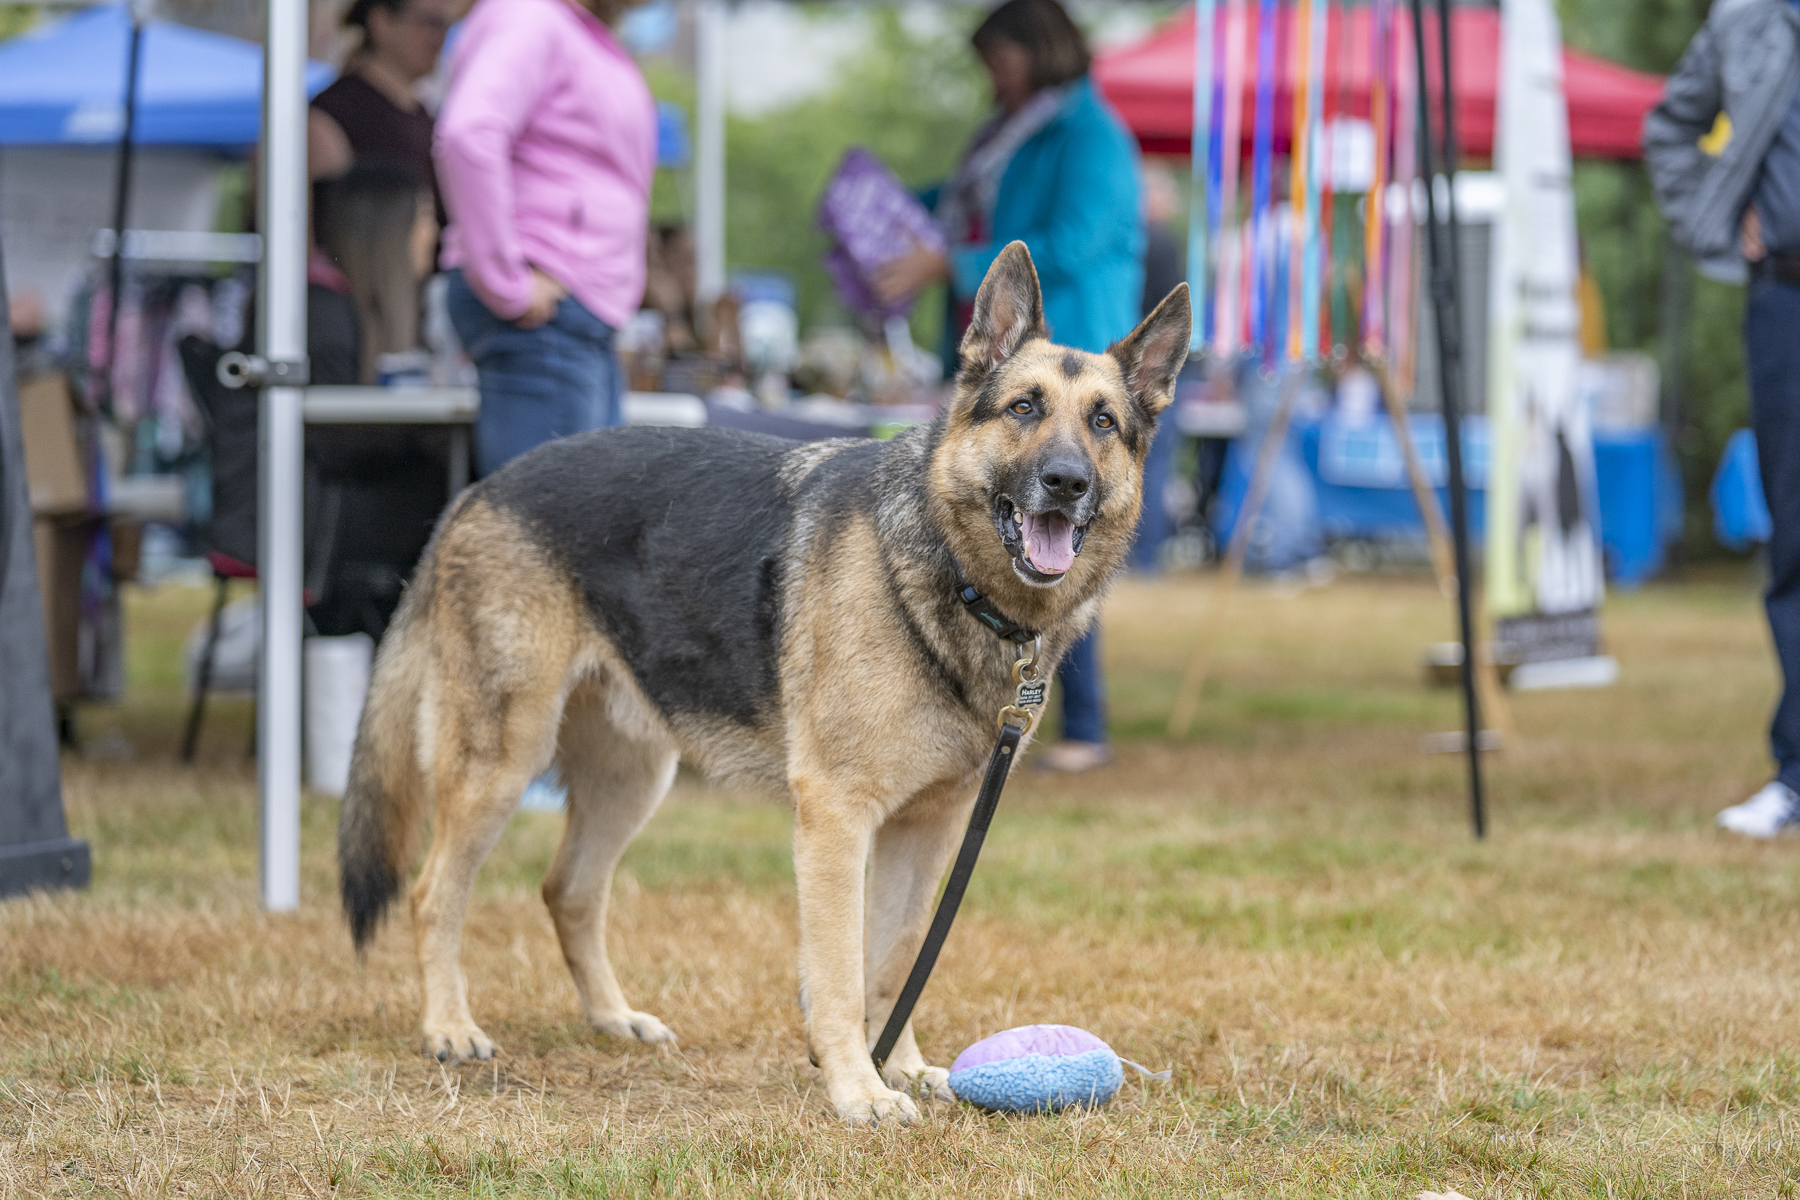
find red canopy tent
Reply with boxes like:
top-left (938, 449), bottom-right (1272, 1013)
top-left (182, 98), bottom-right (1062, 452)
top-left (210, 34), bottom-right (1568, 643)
top-left (1092, 5), bottom-right (1666, 161)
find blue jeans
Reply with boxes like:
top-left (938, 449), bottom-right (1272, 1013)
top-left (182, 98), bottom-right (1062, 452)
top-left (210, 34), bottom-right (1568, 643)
top-left (1067, 419), bottom-right (1178, 743)
top-left (1131, 418), bottom-right (1181, 572)
top-left (1058, 627), bottom-right (1107, 745)
top-left (1747, 273), bottom-right (1800, 793)
top-left (445, 270), bottom-right (623, 476)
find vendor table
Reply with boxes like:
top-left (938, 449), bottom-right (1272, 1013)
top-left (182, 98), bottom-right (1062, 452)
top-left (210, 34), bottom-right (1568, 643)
top-left (301, 387), bottom-right (709, 495)
top-left (1172, 397), bottom-right (1248, 439)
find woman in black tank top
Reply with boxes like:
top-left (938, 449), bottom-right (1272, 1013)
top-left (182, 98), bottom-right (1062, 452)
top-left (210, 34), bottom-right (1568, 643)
top-left (308, 0), bottom-right (449, 381)
top-left (310, 0), bottom-right (447, 201)
top-left (300, 0), bottom-right (454, 642)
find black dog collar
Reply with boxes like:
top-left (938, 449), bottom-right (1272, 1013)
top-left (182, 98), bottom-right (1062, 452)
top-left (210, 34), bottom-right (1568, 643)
top-left (956, 583), bottom-right (1037, 644)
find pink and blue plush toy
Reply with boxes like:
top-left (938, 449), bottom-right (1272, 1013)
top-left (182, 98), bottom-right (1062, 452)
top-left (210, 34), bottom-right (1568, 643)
top-left (947, 1025), bottom-right (1140, 1113)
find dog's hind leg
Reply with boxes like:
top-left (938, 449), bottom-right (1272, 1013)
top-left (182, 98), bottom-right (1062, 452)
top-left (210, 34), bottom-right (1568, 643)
top-left (401, 497), bottom-right (593, 1063)
top-left (411, 742), bottom-right (547, 1062)
top-left (410, 654), bottom-right (568, 1063)
top-left (543, 675), bottom-right (680, 1045)
top-left (862, 778), bottom-right (977, 1102)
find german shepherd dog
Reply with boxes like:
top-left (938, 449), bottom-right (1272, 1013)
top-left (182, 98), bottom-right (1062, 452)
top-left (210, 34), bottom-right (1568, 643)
top-left (338, 243), bottom-right (1190, 1126)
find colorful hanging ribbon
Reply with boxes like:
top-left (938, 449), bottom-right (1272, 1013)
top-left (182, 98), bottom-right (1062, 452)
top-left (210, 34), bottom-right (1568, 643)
top-left (1186, 0), bottom-right (1419, 372)
top-left (1389, 2), bottom-right (1419, 395)
top-left (1213, 0), bottom-right (1247, 358)
top-left (1286, 0), bottom-right (1309, 363)
top-left (1188, 0), bottom-right (1216, 353)
top-left (1362, 0), bottom-right (1393, 360)
top-left (1318, 0), bottom-right (1353, 359)
top-left (1248, 0), bottom-right (1277, 362)
top-left (1298, 0), bottom-right (1329, 361)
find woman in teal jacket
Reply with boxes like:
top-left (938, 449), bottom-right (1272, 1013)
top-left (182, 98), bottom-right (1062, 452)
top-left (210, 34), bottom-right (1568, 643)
top-left (877, 0), bottom-right (1144, 771)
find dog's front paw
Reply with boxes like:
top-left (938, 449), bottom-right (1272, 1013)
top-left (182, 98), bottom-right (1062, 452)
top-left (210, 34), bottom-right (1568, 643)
top-left (421, 1021), bottom-right (495, 1062)
top-left (590, 1009), bottom-right (677, 1045)
top-left (883, 1062), bottom-right (956, 1104)
top-left (833, 1084), bottom-right (921, 1128)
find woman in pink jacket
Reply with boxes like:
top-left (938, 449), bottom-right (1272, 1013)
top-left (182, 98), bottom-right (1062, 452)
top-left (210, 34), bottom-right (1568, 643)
top-left (435, 0), bottom-right (655, 475)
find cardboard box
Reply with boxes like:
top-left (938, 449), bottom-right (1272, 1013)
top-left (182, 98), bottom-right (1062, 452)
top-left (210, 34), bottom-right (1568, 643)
top-left (33, 516), bottom-right (88, 704)
top-left (31, 515), bottom-right (137, 705)
top-left (17, 372), bottom-right (87, 516)
top-left (110, 519), bottom-right (141, 582)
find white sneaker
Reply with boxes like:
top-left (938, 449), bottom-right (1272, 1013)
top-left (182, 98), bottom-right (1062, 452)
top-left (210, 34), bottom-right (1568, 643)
top-left (1717, 782), bottom-right (1800, 839)
top-left (1038, 740), bottom-right (1114, 773)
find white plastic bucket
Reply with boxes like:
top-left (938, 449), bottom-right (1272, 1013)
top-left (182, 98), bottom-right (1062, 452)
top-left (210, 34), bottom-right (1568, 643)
top-left (304, 634), bottom-right (373, 796)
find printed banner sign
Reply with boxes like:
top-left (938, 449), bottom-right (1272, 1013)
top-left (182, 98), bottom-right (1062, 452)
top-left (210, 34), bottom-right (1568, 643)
top-left (1484, 0), bottom-right (1606, 665)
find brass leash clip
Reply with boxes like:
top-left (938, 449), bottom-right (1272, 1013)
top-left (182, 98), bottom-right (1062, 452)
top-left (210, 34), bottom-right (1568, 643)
top-left (997, 635), bottom-right (1046, 731)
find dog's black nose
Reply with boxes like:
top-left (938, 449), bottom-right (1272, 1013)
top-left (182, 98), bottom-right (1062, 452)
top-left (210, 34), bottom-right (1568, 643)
top-left (1038, 457), bottom-right (1092, 502)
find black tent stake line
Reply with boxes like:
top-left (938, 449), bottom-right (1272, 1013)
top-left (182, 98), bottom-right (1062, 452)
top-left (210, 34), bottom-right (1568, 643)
top-left (102, 9), bottom-right (144, 418)
top-left (1409, 0), bottom-right (1487, 840)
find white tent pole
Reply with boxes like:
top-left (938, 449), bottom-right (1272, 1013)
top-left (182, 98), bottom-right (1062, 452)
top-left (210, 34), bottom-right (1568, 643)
top-left (694, 0), bottom-right (727, 308)
top-left (258, 0), bottom-right (307, 911)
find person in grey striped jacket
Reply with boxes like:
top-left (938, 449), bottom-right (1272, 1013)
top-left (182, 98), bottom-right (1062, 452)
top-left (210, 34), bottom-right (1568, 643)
top-left (1646, 0), bottom-right (1800, 836)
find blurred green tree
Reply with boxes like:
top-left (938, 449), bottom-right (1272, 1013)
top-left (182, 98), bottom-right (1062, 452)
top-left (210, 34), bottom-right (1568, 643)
top-left (0, 4), bottom-right (37, 41)
top-left (647, 7), bottom-right (985, 352)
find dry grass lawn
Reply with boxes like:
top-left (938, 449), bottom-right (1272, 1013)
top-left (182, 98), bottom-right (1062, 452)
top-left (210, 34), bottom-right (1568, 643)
top-left (3, 569), bottom-right (1799, 1197)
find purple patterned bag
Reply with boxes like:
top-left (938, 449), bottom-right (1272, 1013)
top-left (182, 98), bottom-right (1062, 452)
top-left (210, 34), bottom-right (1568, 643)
top-left (817, 148), bottom-right (946, 321)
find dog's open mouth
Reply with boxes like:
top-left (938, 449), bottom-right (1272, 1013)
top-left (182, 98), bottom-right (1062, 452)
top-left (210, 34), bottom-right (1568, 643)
top-left (994, 496), bottom-right (1087, 583)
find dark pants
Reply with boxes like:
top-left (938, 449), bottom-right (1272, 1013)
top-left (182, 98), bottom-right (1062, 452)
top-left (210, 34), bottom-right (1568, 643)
top-left (445, 270), bottom-right (623, 476)
top-left (1060, 420), bottom-right (1180, 744)
top-left (1746, 274), bottom-right (1800, 793)
top-left (1130, 417), bottom-right (1181, 572)
top-left (1058, 628), bottom-right (1107, 744)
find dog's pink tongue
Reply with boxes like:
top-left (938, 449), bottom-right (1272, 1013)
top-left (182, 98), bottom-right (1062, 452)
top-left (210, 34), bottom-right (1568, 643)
top-left (1023, 511), bottom-right (1076, 574)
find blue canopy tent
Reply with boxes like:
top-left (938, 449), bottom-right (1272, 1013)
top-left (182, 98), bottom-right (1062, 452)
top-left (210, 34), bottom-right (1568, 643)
top-left (0, 4), bottom-right (688, 155)
top-left (0, 3), bottom-right (334, 147)
top-left (0, 3), bottom-right (336, 411)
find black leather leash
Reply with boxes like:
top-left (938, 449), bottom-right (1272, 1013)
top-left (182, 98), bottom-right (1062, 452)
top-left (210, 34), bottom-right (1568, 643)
top-left (870, 585), bottom-right (1044, 1071)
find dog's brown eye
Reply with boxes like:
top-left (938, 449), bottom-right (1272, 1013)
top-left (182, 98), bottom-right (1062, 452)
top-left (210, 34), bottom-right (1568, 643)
top-left (1095, 412), bottom-right (1115, 429)
top-left (1010, 398), bottom-right (1034, 416)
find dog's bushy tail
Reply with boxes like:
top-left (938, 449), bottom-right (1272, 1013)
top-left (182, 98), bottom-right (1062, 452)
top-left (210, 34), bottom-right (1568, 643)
top-left (338, 583), bottom-right (432, 955)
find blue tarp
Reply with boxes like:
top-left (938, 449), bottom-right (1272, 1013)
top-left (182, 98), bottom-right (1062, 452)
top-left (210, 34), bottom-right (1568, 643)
top-left (1215, 411), bottom-right (1684, 587)
top-left (0, 3), bottom-right (334, 147)
top-left (655, 103), bottom-right (689, 168)
top-left (1711, 428), bottom-right (1772, 551)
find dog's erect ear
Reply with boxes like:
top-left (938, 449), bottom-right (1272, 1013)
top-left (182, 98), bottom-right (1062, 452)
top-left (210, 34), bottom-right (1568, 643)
top-left (1108, 283), bottom-right (1191, 420)
top-left (957, 241), bottom-right (1046, 381)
